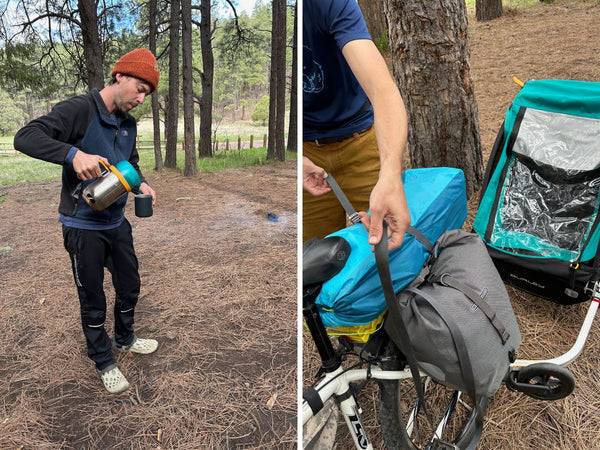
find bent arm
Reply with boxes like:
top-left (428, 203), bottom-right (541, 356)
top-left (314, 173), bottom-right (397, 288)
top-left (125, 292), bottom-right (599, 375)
top-left (341, 39), bottom-right (411, 250)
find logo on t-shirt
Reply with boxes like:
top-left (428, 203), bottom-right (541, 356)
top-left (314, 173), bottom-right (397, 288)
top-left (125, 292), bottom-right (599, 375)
top-left (303, 46), bottom-right (324, 94)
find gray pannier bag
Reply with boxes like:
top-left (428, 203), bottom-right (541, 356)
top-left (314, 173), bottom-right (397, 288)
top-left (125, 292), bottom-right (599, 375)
top-left (393, 229), bottom-right (522, 399)
top-left (375, 227), bottom-right (522, 448)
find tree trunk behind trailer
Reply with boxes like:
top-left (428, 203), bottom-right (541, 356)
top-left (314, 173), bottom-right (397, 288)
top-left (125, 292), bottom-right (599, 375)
top-left (357, 0), bottom-right (386, 45)
top-left (383, 0), bottom-right (484, 198)
top-left (164, 0), bottom-right (181, 168)
top-left (476, 0), bottom-right (503, 22)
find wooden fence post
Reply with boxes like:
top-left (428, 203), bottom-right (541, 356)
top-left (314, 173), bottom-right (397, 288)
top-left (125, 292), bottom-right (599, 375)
top-left (226, 138), bottom-right (230, 151)
top-left (250, 135), bottom-right (254, 148)
top-left (215, 139), bottom-right (219, 151)
top-left (237, 137), bottom-right (241, 150)
top-left (263, 134), bottom-right (268, 148)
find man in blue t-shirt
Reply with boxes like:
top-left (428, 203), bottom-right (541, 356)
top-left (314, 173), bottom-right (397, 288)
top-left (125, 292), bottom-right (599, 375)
top-left (303, 0), bottom-right (410, 251)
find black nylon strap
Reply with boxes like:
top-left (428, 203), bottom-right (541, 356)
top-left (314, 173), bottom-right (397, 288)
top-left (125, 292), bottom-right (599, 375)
top-left (325, 173), bottom-right (361, 225)
top-left (407, 225), bottom-right (434, 253)
top-left (303, 386), bottom-right (324, 416)
top-left (431, 273), bottom-right (510, 344)
top-left (325, 173), bottom-right (434, 252)
top-left (375, 223), bottom-right (431, 427)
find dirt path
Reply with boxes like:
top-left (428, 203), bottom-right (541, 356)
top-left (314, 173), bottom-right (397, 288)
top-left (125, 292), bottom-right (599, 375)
top-left (0, 161), bottom-right (297, 448)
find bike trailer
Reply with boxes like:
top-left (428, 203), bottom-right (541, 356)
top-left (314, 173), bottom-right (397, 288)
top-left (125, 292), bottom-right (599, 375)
top-left (316, 167), bottom-right (467, 340)
top-left (473, 79), bottom-right (600, 304)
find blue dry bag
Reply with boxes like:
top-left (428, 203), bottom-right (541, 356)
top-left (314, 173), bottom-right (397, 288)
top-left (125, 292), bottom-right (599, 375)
top-left (316, 167), bottom-right (468, 329)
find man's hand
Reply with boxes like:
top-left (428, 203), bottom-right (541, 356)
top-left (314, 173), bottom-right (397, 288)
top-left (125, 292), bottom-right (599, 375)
top-left (139, 182), bottom-right (156, 203)
top-left (303, 156), bottom-right (331, 196)
top-left (72, 150), bottom-right (110, 181)
top-left (359, 175), bottom-right (411, 251)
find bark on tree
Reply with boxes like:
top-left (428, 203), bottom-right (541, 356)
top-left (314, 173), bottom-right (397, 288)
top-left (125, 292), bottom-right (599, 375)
top-left (476, 0), bottom-right (503, 22)
top-left (383, 0), bottom-right (484, 198)
top-left (181, 0), bottom-right (196, 176)
top-left (267, 0), bottom-right (286, 161)
top-left (164, 0), bottom-right (181, 169)
top-left (77, 0), bottom-right (104, 90)
top-left (198, 0), bottom-right (214, 158)
top-left (148, 0), bottom-right (163, 171)
top-left (286, 3), bottom-right (297, 153)
top-left (357, 0), bottom-right (386, 44)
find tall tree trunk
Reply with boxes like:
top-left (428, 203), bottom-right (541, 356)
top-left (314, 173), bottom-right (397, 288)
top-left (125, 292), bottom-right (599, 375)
top-left (267, 0), bottom-right (286, 161)
top-left (274, 0), bottom-right (286, 160)
top-left (286, 3), bottom-right (297, 153)
top-left (148, 0), bottom-right (163, 171)
top-left (181, 0), bottom-right (196, 176)
top-left (476, 0), bottom-right (503, 21)
top-left (78, 0), bottom-right (104, 90)
top-left (357, 0), bottom-right (386, 44)
top-left (383, 0), bottom-right (483, 198)
top-left (198, 0), bottom-right (213, 158)
top-left (164, 0), bottom-right (181, 168)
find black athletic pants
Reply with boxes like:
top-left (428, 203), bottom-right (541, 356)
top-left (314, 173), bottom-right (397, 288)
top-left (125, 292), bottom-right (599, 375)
top-left (62, 219), bottom-right (139, 371)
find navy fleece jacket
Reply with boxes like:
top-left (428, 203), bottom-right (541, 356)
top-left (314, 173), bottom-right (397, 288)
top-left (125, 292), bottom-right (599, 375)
top-left (14, 89), bottom-right (146, 229)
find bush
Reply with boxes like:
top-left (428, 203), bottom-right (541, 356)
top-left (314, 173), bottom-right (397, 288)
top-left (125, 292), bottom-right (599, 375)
top-left (252, 95), bottom-right (269, 126)
top-left (0, 89), bottom-right (27, 136)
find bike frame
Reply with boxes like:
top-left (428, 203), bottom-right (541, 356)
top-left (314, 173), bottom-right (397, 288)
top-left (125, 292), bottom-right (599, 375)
top-left (302, 365), bottom-right (424, 450)
top-left (510, 281), bottom-right (600, 371)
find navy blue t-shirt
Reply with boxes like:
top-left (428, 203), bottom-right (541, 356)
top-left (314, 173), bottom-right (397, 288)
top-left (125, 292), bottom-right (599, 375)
top-left (303, 0), bottom-right (374, 141)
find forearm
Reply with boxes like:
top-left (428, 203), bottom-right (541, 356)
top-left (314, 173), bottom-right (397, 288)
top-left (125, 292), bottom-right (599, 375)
top-left (371, 84), bottom-right (407, 180)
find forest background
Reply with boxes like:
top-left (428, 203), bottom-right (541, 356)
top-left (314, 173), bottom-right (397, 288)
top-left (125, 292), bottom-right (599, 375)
top-left (0, 0), bottom-right (297, 184)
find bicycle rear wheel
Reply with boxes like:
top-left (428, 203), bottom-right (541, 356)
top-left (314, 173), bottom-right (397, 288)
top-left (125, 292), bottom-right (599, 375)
top-left (376, 340), bottom-right (486, 450)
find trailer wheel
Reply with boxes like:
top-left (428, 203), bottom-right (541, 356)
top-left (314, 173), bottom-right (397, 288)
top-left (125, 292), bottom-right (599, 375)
top-left (515, 363), bottom-right (575, 401)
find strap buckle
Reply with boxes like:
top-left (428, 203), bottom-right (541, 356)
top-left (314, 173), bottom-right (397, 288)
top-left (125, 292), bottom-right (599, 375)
top-left (348, 212), bottom-right (361, 225)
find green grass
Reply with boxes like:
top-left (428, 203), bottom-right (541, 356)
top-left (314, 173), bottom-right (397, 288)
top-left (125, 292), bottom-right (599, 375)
top-left (0, 155), bottom-right (63, 188)
top-left (138, 146), bottom-right (296, 173)
top-left (0, 147), bottom-right (296, 188)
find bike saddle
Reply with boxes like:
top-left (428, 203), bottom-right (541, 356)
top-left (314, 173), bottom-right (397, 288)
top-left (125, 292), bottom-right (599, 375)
top-left (303, 236), bottom-right (351, 289)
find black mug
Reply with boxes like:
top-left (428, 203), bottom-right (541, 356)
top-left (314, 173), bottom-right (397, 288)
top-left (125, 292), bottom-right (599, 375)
top-left (134, 194), bottom-right (153, 218)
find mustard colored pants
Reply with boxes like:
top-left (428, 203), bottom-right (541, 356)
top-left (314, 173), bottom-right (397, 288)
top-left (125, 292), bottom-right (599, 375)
top-left (303, 126), bottom-right (380, 242)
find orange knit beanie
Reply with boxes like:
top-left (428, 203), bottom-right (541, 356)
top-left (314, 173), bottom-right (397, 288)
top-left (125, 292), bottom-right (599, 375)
top-left (111, 48), bottom-right (160, 93)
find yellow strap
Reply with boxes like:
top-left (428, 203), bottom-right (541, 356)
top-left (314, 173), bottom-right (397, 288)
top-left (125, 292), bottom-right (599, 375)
top-left (513, 77), bottom-right (525, 88)
top-left (99, 160), bottom-right (110, 173)
top-left (110, 165), bottom-right (132, 192)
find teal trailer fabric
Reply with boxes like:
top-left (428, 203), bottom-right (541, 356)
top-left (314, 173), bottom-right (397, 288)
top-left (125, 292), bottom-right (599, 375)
top-left (474, 79), bottom-right (600, 264)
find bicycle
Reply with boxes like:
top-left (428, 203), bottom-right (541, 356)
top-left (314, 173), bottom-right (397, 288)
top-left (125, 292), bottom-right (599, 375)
top-left (302, 234), bottom-right (592, 450)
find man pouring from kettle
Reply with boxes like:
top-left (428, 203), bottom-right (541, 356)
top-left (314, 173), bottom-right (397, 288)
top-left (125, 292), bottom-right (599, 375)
top-left (14, 48), bottom-right (159, 394)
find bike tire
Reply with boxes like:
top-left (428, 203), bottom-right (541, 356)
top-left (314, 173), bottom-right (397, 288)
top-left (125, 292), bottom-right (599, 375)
top-left (376, 340), bottom-right (485, 450)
